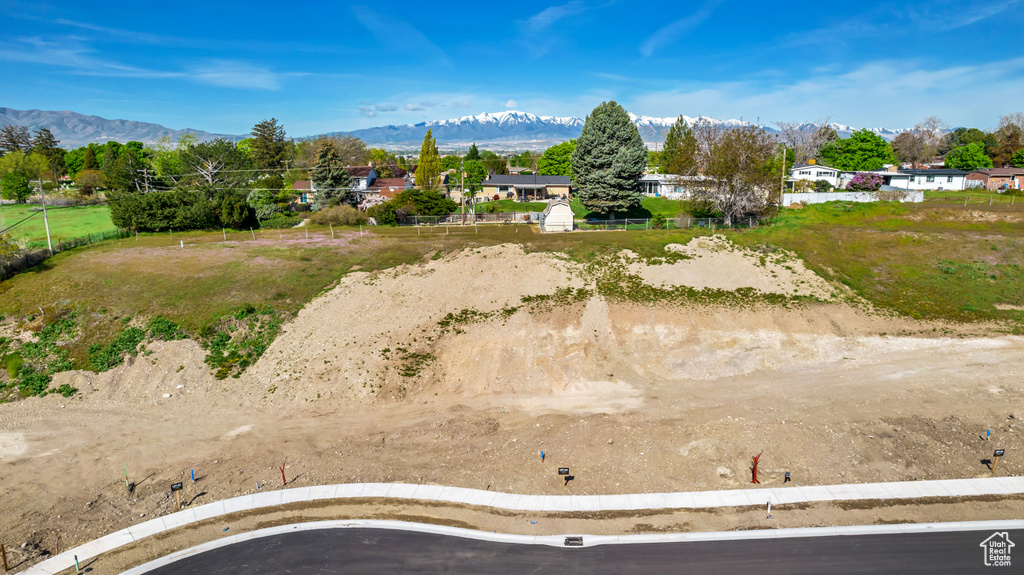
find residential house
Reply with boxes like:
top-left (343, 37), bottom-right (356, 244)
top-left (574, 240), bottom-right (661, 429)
top-left (367, 177), bottom-right (411, 199)
top-left (481, 174), bottom-right (571, 201)
top-left (346, 166), bottom-right (378, 198)
top-left (508, 166), bottom-right (534, 175)
top-left (291, 180), bottom-right (313, 204)
top-left (899, 168), bottom-right (967, 191)
top-left (788, 163), bottom-right (841, 188)
top-left (639, 173), bottom-right (688, 198)
top-left (966, 168), bottom-right (1024, 190)
top-left (837, 168), bottom-right (911, 189)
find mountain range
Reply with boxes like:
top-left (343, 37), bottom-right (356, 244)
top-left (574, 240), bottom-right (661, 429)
top-left (0, 107), bottom-right (244, 148)
top-left (0, 107), bottom-right (913, 151)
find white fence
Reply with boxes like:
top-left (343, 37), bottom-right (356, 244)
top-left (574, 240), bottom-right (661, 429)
top-left (782, 191), bottom-right (924, 205)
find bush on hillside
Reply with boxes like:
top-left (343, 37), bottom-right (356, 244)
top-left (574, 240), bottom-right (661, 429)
top-left (308, 205), bottom-right (368, 226)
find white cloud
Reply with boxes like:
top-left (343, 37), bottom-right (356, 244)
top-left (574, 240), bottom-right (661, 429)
top-left (190, 60), bottom-right (280, 90)
top-left (626, 58), bottom-right (1024, 128)
top-left (640, 0), bottom-right (726, 57)
top-left (515, 1), bottom-right (588, 57)
top-left (406, 104), bottom-right (424, 111)
top-left (505, 99), bottom-right (518, 108)
top-left (351, 6), bottom-right (449, 67)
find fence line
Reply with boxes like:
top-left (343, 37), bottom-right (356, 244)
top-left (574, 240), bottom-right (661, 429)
top-left (0, 229), bottom-right (131, 282)
top-left (576, 216), bottom-right (765, 231)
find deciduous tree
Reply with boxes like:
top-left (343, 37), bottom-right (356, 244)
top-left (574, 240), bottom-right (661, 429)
top-left (682, 123), bottom-right (778, 223)
top-left (538, 140), bottom-right (575, 177)
top-left (944, 142), bottom-right (993, 170)
top-left (0, 172), bottom-right (31, 203)
top-left (75, 170), bottom-right (107, 196)
top-left (775, 118), bottom-right (836, 164)
top-left (817, 129), bottom-right (897, 171)
top-left (571, 101), bottom-right (646, 218)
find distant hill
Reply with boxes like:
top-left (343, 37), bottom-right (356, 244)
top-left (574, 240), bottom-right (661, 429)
top-left (0, 107), bottom-right (246, 148)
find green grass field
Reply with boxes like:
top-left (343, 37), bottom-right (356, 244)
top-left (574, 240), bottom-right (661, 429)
top-left (0, 204), bottom-right (116, 248)
top-left (2, 198), bottom-right (1022, 371)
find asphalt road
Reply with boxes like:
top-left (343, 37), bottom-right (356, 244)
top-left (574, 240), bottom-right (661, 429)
top-left (145, 528), bottom-right (1020, 574)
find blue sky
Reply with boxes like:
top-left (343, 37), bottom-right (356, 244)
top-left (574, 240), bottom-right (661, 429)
top-left (1, 0), bottom-right (1022, 137)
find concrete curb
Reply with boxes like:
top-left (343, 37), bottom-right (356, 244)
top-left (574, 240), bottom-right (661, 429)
top-left (25, 476), bottom-right (1024, 574)
top-left (119, 518), bottom-right (1024, 575)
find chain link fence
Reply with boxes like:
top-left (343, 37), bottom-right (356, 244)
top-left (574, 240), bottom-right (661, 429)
top-left (1, 229), bottom-right (132, 281)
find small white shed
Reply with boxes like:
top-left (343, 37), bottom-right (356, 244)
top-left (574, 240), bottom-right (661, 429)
top-left (541, 199), bottom-right (574, 232)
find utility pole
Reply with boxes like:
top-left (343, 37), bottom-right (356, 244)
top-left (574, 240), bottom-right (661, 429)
top-left (779, 144), bottom-right (787, 208)
top-left (143, 167), bottom-right (150, 193)
top-left (38, 178), bottom-right (53, 255)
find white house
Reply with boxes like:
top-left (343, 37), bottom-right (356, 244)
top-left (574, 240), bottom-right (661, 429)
top-left (789, 163), bottom-right (841, 188)
top-left (837, 169), bottom-right (912, 189)
top-left (897, 169), bottom-right (967, 191)
top-left (541, 199), bottom-right (574, 232)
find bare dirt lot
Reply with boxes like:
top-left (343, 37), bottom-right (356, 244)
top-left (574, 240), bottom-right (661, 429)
top-left (1, 239), bottom-right (1022, 570)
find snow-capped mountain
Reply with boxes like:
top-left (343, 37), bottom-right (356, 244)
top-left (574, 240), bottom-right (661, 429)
top-left (340, 110), bottom-right (769, 149)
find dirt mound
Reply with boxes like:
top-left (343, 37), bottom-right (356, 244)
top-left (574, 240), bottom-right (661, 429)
top-left (50, 340), bottom-right (218, 404)
top-left (629, 235), bottom-right (835, 299)
top-left (241, 244), bottom-right (583, 402)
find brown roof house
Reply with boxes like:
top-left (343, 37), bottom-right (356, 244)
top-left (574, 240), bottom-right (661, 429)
top-left (367, 177), bottom-right (412, 199)
top-left (966, 168), bottom-right (1024, 191)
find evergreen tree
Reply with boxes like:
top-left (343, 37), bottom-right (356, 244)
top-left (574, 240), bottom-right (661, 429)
top-left (31, 128), bottom-right (64, 177)
top-left (82, 146), bottom-right (99, 170)
top-left (415, 129), bottom-right (441, 190)
top-left (0, 125), bottom-right (30, 155)
top-left (660, 116), bottom-right (698, 175)
top-left (250, 118), bottom-right (288, 171)
top-left (465, 143), bottom-right (481, 161)
top-left (310, 140), bottom-right (353, 210)
top-left (570, 101), bottom-right (646, 218)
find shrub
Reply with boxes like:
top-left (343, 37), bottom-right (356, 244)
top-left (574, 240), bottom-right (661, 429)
top-left (846, 172), bottom-right (884, 191)
top-left (88, 327), bottom-right (145, 371)
top-left (17, 365), bottom-right (51, 396)
top-left (650, 214), bottom-right (667, 229)
top-left (75, 170), bottom-right (107, 195)
top-left (0, 173), bottom-right (32, 203)
top-left (814, 179), bottom-right (833, 193)
top-left (148, 317), bottom-right (185, 340)
top-left (260, 213), bottom-right (300, 229)
top-left (108, 190), bottom-right (218, 231)
top-left (219, 192), bottom-right (257, 229)
top-left (308, 205), bottom-right (368, 226)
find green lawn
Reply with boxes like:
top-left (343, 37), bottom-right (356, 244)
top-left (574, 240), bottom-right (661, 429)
top-left (0, 204), bottom-right (116, 248)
